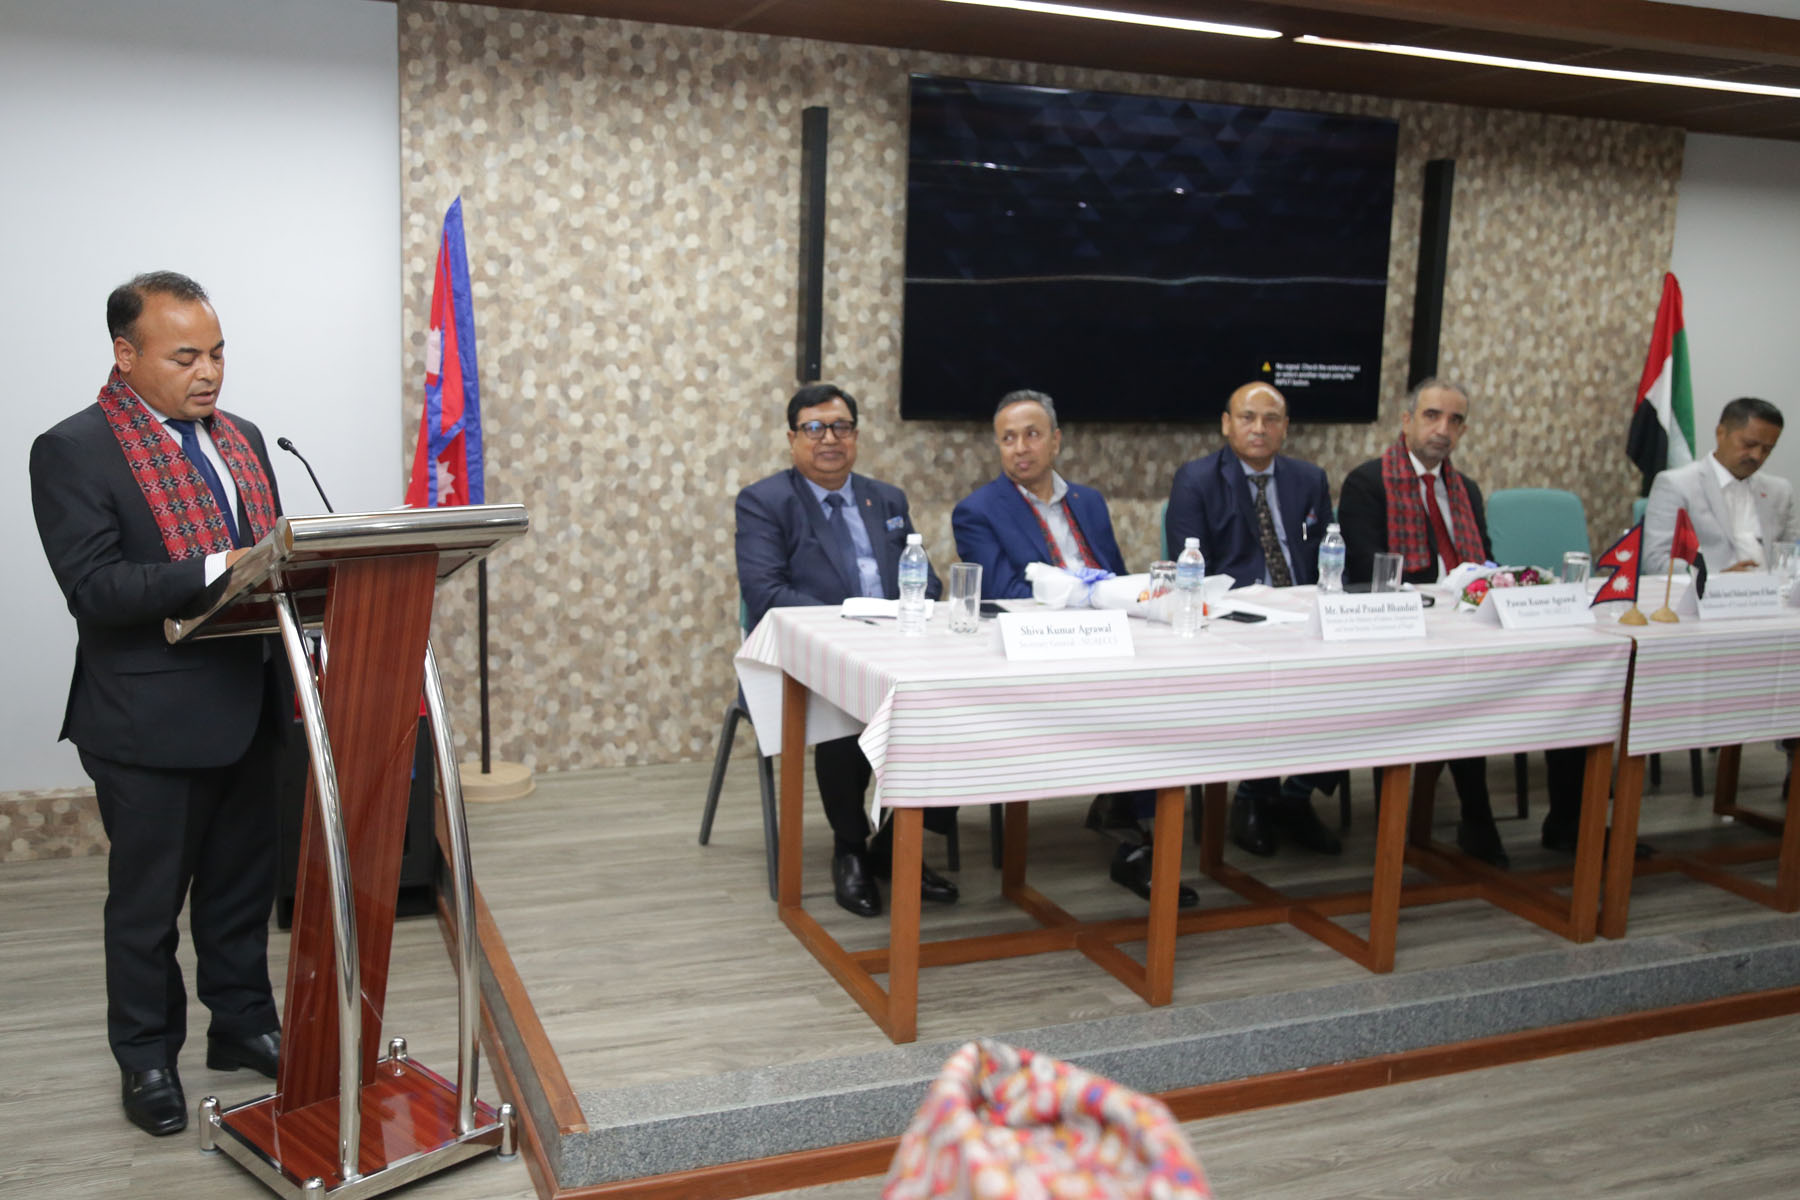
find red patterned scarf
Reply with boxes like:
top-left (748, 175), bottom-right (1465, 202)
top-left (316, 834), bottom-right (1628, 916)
top-left (1015, 483), bottom-right (1100, 569)
top-left (1380, 436), bottom-right (1484, 577)
top-left (96, 368), bottom-right (279, 561)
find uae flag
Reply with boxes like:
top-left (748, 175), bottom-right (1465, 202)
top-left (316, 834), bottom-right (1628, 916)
top-left (1626, 272), bottom-right (1695, 493)
top-left (1590, 521), bottom-right (1645, 608)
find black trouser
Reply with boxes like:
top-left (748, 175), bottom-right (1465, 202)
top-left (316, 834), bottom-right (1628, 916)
top-left (1541, 745), bottom-right (1590, 835)
top-left (81, 715), bottom-right (281, 1073)
top-left (814, 735), bottom-right (951, 856)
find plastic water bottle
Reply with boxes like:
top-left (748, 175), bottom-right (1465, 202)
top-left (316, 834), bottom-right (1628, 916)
top-left (897, 533), bottom-right (930, 636)
top-left (1318, 523), bottom-right (1346, 593)
top-left (1174, 536), bottom-right (1205, 638)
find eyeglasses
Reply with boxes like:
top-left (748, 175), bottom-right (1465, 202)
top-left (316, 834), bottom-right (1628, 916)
top-left (795, 420), bottom-right (858, 441)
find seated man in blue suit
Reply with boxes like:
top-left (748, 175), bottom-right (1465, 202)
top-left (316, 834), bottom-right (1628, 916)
top-left (953, 390), bottom-right (1197, 908)
top-left (1167, 381), bottom-right (1342, 859)
top-left (736, 383), bottom-right (956, 919)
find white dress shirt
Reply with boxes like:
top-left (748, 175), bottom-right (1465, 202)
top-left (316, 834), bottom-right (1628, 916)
top-left (1014, 472), bottom-right (1086, 567)
top-left (1709, 453), bottom-right (1765, 566)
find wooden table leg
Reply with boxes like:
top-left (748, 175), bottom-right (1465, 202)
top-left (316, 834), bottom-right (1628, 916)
top-left (1144, 787), bottom-right (1185, 1006)
top-left (887, 807), bottom-right (921, 1043)
top-left (778, 673), bottom-right (808, 910)
top-left (1601, 752), bottom-right (1647, 939)
top-left (1778, 743), bottom-right (1800, 912)
top-left (1714, 743), bottom-right (1742, 814)
top-left (1566, 742), bottom-right (1612, 942)
top-left (1368, 763), bottom-right (1413, 973)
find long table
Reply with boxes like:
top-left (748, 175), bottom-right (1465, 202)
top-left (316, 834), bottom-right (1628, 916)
top-left (1598, 615), bottom-right (1800, 936)
top-left (736, 594), bottom-right (1632, 1042)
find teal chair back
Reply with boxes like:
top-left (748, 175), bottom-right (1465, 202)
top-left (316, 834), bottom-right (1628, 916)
top-left (1159, 500), bottom-right (1169, 560)
top-left (1486, 487), bottom-right (1589, 569)
top-left (1631, 497), bottom-right (1648, 526)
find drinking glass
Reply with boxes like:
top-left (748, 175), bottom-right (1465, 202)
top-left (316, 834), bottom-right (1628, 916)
top-left (1370, 552), bottom-right (1404, 593)
top-left (947, 562), bottom-right (982, 634)
top-left (1146, 561), bottom-right (1177, 622)
top-left (1560, 551), bottom-right (1591, 586)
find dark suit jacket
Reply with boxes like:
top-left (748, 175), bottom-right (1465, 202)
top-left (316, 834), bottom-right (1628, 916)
top-left (30, 404), bottom-right (282, 769)
top-left (736, 467), bottom-right (942, 630)
top-left (951, 475), bottom-right (1128, 600)
top-left (1165, 448), bottom-right (1332, 587)
top-left (1337, 457), bottom-right (1491, 585)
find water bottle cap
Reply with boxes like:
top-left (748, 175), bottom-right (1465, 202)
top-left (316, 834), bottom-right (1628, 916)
top-left (1326, 523), bottom-right (1341, 533)
top-left (906, 533), bottom-right (922, 544)
top-left (1184, 537), bottom-right (1199, 549)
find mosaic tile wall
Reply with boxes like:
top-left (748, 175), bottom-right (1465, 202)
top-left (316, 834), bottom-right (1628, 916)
top-left (398, 0), bottom-right (1682, 773)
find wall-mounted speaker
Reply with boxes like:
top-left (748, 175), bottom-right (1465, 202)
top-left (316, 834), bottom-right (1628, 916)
top-left (796, 106), bottom-right (829, 384)
top-left (1409, 158), bottom-right (1455, 390)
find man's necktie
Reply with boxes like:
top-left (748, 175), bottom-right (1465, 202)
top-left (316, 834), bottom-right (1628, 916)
top-left (1250, 475), bottom-right (1293, 587)
top-left (167, 418), bottom-right (241, 546)
top-left (822, 493), bottom-right (860, 589)
top-left (1419, 473), bottom-right (1462, 573)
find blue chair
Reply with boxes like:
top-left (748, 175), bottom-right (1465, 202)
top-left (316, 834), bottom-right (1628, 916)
top-left (1487, 487), bottom-right (1590, 568)
top-left (699, 599), bottom-right (780, 899)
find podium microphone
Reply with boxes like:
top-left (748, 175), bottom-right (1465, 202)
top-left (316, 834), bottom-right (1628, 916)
top-left (277, 437), bottom-right (335, 513)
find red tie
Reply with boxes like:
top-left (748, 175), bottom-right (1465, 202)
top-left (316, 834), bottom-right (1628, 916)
top-left (1420, 474), bottom-right (1463, 572)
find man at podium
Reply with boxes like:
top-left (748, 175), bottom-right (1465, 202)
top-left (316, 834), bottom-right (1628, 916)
top-left (29, 272), bottom-right (288, 1138)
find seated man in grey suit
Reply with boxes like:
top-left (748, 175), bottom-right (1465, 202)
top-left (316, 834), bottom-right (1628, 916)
top-left (1166, 381), bottom-right (1341, 860)
top-left (735, 383), bottom-right (957, 919)
top-left (1645, 397), bottom-right (1798, 572)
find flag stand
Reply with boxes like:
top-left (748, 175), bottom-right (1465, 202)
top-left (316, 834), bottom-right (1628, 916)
top-left (1650, 560), bottom-right (1680, 623)
top-left (458, 559), bottom-right (534, 803)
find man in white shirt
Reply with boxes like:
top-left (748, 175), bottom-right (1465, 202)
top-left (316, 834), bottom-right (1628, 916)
top-left (1644, 397), bottom-right (1798, 573)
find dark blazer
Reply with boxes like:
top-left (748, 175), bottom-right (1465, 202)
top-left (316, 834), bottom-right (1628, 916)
top-left (951, 475), bottom-right (1128, 600)
top-left (1337, 456), bottom-right (1491, 585)
top-left (30, 404), bottom-right (282, 769)
top-left (736, 467), bottom-right (942, 630)
top-left (1165, 448), bottom-right (1332, 587)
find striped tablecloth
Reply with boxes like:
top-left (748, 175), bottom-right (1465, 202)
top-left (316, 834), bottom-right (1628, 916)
top-left (1597, 614), bottom-right (1800, 755)
top-left (736, 594), bottom-right (1632, 817)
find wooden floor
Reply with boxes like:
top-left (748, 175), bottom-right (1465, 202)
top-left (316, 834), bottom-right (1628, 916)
top-left (2, 744), bottom-right (1795, 1199)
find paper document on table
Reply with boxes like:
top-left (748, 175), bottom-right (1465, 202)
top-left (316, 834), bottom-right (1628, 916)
top-left (841, 597), bottom-right (934, 619)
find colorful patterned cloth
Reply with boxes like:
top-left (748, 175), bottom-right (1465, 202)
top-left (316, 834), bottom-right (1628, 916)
top-left (96, 367), bottom-right (278, 560)
top-left (1379, 436), bottom-right (1484, 577)
top-left (883, 1040), bottom-right (1211, 1200)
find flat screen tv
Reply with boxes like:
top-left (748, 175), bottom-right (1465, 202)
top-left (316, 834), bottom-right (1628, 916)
top-left (899, 74), bottom-right (1398, 424)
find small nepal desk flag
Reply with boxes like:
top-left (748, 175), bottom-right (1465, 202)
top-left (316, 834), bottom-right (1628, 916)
top-left (1591, 520), bottom-right (1647, 624)
top-left (407, 196), bottom-right (484, 508)
top-left (1651, 506), bottom-right (1706, 622)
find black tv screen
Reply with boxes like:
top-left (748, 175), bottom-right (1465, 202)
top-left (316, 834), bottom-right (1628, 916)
top-left (899, 75), bottom-right (1398, 424)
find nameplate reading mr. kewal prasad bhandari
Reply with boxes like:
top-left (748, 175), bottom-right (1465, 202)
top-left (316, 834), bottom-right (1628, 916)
top-left (1310, 591), bottom-right (1428, 643)
top-left (999, 609), bottom-right (1135, 661)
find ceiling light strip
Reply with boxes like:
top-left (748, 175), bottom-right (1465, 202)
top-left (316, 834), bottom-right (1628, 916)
top-left (937, 0), bottom-right (1282, 40)
top-left (1295, 35), bottom-right (1800, 101)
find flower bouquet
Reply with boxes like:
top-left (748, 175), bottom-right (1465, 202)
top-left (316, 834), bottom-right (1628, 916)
top-left (1459, 564), bottom-right (1553, 609)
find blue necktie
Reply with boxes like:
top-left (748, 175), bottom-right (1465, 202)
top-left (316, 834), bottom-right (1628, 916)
top-left (167, 418), bottom-right (241, 546)
top-left (823, 493), bottom-right (861, 591)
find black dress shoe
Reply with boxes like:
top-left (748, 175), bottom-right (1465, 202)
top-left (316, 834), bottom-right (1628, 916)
top-left (1456, 818), bottom-right (1511, 869)
top-left (1272, 798), bottom-right (1343, 856)
top-left (868, 853), bottom-right (960, 904)
top-left (1229, 787), bottom-right (1279, 857)
top-left (207, 1030), bottom-right (281, 1079)
top-left (1541, 823), bottom-right (1652, 860)
top-left (832, 851), bottom-right (881, 918)
top-left (122, 1067), bottom-right (186, 1137)
top-left (1109, 843), bottom-right (1200, 908)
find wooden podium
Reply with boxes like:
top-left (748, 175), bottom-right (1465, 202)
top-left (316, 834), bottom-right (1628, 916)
top-left (166, 505), bottom-right (529, 1199)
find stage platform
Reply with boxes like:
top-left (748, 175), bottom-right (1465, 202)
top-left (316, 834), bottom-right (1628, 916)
top-left (465, 747), bottom-right (1800, 1194)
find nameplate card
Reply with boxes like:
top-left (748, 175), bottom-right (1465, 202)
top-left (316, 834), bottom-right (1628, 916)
top-left (1474, 583), bottom-right (1595, 630)
top-left (1674, 572), bottom-right (1786, 620)
top-left (999, 609), bottom-right (1135, 661)
top-left (1310, 591), bottom-right (1427, 642)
